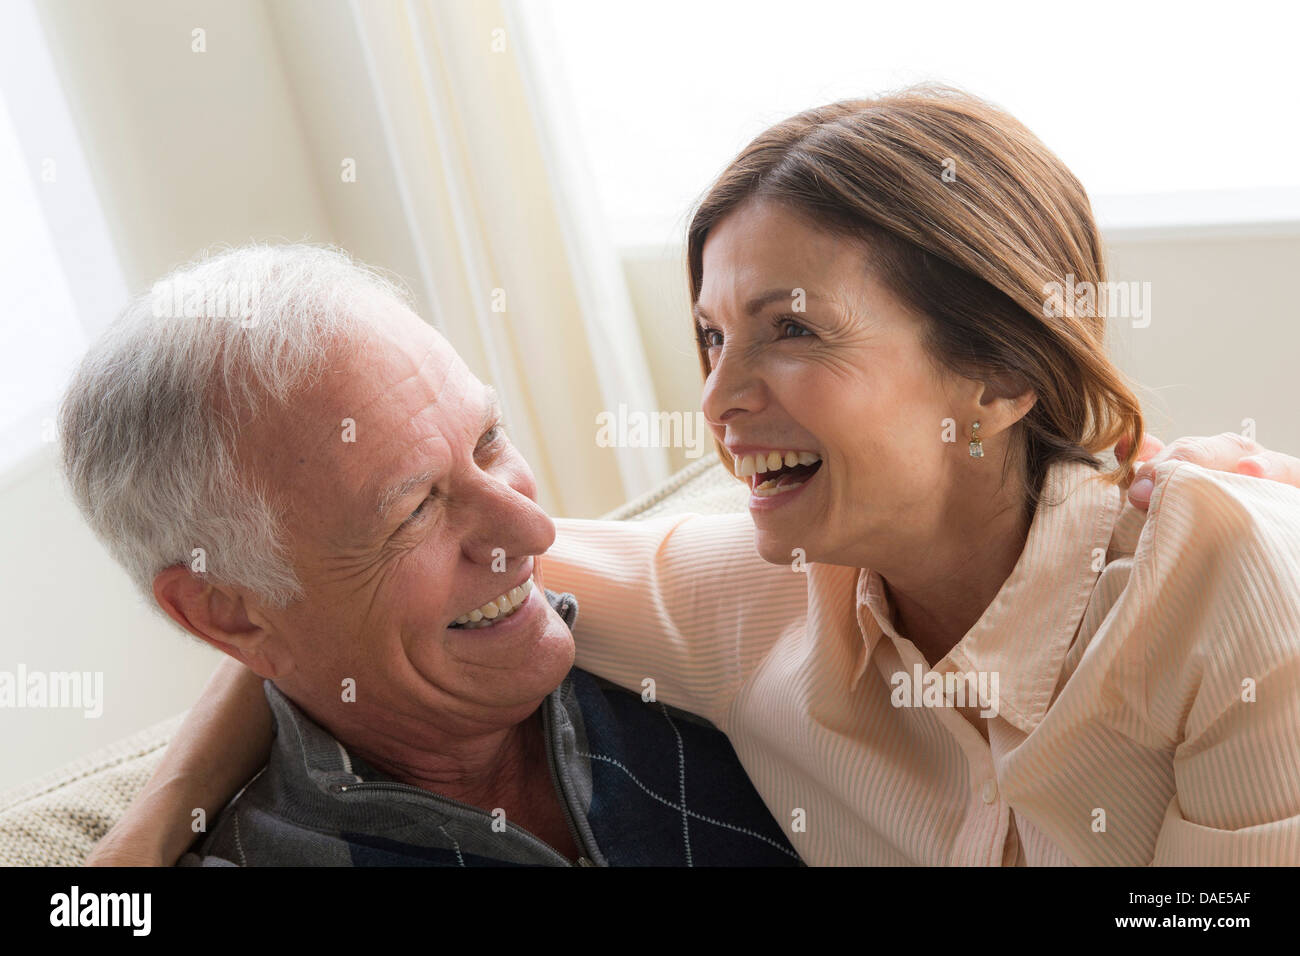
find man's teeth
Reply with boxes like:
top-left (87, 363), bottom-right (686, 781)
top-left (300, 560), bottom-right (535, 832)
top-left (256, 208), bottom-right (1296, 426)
top-left (453, 578), bottom-right (534, 629)
top-left (734, 450), bottom-right (821, 478)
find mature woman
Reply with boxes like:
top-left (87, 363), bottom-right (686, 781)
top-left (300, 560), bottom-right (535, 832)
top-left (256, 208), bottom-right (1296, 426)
top-left (92, 86), bottom-right (1300, 866)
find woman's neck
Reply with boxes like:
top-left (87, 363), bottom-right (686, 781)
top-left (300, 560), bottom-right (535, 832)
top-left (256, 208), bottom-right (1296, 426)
top-left (879, 484), bottom-right (1033, 669)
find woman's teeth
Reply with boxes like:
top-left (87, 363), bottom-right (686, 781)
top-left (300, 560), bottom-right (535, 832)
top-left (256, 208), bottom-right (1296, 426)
top-left (734, 450), bottom-right (821, 478)
top-left (451, 578), bottom-right (534, 629)
top-left (753, 478), bottom-right (802, 497)
top-left (734, 450), bottom-right (823, 497)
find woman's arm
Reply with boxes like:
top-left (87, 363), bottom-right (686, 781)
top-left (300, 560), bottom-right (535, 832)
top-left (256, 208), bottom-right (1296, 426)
top-left (83, 656), bottom-right (270, 866)
top-left (545, 511), bottom-right (810, 725)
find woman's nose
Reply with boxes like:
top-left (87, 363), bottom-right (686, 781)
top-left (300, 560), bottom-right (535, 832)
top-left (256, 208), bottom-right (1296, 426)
top-left (701, 348), bottom-right (764, 426)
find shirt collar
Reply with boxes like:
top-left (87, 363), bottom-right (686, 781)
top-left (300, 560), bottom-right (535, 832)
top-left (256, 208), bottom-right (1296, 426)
top-left (852, 459), bottom-right (1122, 734)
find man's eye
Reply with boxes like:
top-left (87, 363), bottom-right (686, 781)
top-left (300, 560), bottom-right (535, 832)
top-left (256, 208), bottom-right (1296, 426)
top-left (478, 423), bottom-right (508, 453)
top-left (403, 495), bottom-right (434, 526)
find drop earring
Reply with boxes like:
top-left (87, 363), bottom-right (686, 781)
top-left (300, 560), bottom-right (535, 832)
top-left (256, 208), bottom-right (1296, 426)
top-left (969, 421), bottom-right (983, 458)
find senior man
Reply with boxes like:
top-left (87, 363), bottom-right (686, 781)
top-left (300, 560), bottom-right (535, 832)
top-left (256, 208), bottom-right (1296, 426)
top-left (59, 245), bottom-right (800, 867)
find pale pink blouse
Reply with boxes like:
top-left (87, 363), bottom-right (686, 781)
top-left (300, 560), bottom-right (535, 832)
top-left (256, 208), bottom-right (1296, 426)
top-left (544, 459), bottom-right (1300, 865)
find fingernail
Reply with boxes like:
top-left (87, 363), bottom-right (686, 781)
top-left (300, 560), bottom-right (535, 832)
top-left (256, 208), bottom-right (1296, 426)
top-left (1240, 455), bottom-right (1271, 477)
top-left (1130, 477), bottom-right (1154, 503)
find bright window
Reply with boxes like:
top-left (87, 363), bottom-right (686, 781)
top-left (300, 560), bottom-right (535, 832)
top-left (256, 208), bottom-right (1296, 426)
top-left (0, 0), bottom-right (126, 477)
top-left (0, 92), bottom-right (86, 471)
top-left (536, 0), bottom-right (1300, 245)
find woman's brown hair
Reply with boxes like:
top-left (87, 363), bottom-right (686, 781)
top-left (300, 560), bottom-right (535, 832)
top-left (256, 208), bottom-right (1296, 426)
top-left (686, 84), bottom-right (1143, 515)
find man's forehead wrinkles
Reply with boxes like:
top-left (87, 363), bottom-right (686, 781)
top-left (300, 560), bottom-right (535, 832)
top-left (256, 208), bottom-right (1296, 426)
top-left (426, 362), bottom-right (452, 412)
top-left (369, 337), bottom-right (457, 428)
top-left (300, 337), bottom-right (453, 460)
top-left (355, 362), bottom-right (431, 419)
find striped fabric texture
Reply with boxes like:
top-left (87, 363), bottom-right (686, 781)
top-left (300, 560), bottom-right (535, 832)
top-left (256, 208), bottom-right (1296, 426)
top-left (545, 459), bottom-right (1300, 865)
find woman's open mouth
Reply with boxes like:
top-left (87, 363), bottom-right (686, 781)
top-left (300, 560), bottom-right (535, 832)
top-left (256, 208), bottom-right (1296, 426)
top-left (734, 450), bottom-right (823, 498)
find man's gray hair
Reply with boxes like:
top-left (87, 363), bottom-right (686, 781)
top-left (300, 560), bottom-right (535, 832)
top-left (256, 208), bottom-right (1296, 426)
top-left (59, 244), bottom-right (411, 611)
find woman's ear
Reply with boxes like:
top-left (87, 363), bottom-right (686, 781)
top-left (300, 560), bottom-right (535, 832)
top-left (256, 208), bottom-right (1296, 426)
top-left (152, 566), bottom-right (292, 679)
top-left (976, 374), bottom-right (1037, 435)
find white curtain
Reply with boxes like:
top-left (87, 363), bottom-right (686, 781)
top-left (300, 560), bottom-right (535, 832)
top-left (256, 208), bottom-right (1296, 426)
top-left (276, 0), bottom-right (671, 516)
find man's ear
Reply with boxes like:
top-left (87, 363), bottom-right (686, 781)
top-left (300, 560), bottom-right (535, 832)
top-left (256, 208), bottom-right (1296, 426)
top-left (153, 565), bottom-right (292, 679)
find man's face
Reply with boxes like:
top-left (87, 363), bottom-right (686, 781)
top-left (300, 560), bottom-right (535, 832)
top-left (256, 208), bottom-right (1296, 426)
top-left (242, 296), bottom-right (575, 740)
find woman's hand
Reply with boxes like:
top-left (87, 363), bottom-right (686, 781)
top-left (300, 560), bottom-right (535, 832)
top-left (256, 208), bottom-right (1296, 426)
top-left (1117, 432), bottom-right (1300, 510)
top-left (83, 777), bottom-right (191, 866)
top-left (84, 832), bottom-right (165, 867)
top-left (80, 656), bottom-right (273, 866)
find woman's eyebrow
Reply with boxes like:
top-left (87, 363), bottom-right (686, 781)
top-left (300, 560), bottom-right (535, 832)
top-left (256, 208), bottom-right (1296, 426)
top-left (693, 289), bottom-right (824, 322)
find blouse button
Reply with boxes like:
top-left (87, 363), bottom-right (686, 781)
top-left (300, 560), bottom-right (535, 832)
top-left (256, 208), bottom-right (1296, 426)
top-left (981, 779), bottom-right (998, 804)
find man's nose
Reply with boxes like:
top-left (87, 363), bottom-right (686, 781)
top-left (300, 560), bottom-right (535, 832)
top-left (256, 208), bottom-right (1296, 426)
top-left (701, 346), bottom-right (766, 428)
top-left (461, 471), bottom-right (556, 566)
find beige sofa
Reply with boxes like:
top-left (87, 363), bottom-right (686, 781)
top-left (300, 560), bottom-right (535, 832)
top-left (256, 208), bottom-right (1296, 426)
top-left (0, 460), bottom-right (745, 866)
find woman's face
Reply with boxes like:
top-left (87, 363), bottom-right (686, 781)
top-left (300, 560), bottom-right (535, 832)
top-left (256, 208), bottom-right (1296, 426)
top-left (697, 198), bottom-right (984, 569)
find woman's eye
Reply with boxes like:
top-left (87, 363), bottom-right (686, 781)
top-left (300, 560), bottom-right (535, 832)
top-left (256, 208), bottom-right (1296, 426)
top-left (778, 318), bottom-right (813, 338)
top-left (697, 326), bottom-right (723, 349)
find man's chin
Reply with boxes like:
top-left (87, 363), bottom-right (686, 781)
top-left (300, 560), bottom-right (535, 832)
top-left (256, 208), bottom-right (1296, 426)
top-left (518, 610), bottom-right (577, 693)
top-left (473, 619), bottom-right (576, 710)
top-left (539, 610), bottom-right (577, 674)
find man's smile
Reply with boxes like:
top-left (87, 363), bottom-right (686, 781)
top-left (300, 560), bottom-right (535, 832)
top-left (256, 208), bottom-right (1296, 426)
top-left (448, 565), bottom-right (538, 630)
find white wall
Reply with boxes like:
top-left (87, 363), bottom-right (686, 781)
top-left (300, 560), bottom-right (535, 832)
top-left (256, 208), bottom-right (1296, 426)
top-left (34, 0), bottom-right (337, 289)
top-left (1105, 234), bottom-right (1300, 452)
top-left (0, 447), bottom-right (219, 792)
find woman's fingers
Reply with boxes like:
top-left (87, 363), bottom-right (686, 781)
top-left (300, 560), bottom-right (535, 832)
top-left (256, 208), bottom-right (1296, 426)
top-left (1236, 450), bottom-right (1300, 485)
top-left (1128, 433), bottom-right (1256, 510)
top-left (1115, 432), bottom-right (1164, 464)
top-left (1126, 432), bottom-right (1300, 510)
